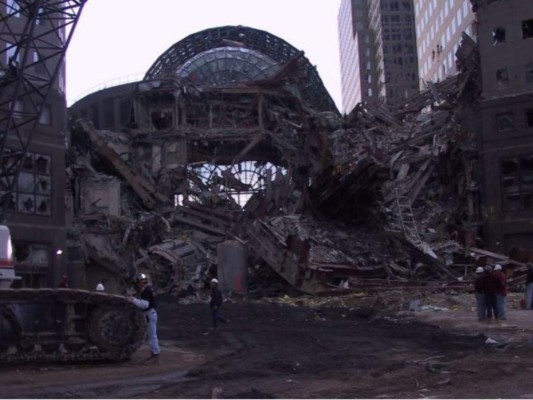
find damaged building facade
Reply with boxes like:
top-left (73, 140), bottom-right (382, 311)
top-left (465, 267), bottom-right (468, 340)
top-left (474, 0), bottom-right (533, 253)
top-left (0, 1), bottom-right (72, 288)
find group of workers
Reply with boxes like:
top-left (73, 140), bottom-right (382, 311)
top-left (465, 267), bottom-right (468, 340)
top-left (474, 264), bottom-right (507, 321)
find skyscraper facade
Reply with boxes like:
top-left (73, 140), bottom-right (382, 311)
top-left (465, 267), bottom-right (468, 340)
top-left (475, 0), bottom-right (533, 252)
top-left (414, 0), bottom-right (476, 86)
top-left (338, 0), bottom-right (419, 113)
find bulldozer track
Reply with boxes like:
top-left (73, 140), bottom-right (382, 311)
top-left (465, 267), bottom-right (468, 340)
top-left (0, 289), bottom-right (146, 364)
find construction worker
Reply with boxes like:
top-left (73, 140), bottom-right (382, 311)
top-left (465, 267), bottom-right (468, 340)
top-left (494, 264), bottom-right (507, 320)
top-left (209, 278), bottom-right (228, 330)
top-left (128, 273), bottom-right (160, 357)
top-left (482, 265), bottom-right (502, 322)
top-left (96, 283), bottom-right (105, 292)
top-left (474, 266), bottom-right (486, 321)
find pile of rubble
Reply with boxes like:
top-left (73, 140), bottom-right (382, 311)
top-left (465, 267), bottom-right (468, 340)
top-left (66, 32), bottom-right (528, 299)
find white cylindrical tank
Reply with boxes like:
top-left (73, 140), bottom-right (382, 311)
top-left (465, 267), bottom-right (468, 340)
top-left (216, 240), bottom-right (248, 294)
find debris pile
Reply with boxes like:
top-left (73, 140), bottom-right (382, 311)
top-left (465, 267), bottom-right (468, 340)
top-left (67, 32), bottom-right (527, 298)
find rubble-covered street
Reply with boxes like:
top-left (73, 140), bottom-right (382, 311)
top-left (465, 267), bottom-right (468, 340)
top-left (1, 292), bottom-right (532, 399)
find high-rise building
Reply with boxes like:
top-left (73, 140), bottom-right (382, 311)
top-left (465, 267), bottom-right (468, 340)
top-left (414, 0), bottom-right (476, 86)
top-left (338, 0), bottom-right (374, 113)
top-left (475, 0), bottom-right (533, 252)
top-left (338, 0), bottom-right (419, 113)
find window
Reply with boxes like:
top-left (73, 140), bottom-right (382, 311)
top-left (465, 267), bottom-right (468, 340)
top-left (522, 19), bottom-right (533, 39)
top-left (527, 109), bottom-right (533, 128)
top-left (39, 106), bottom-right (51, 125)
top-left (526, 64), bottom-right (533, 84)
top-left (501, 157), bottom-right (533, 211)
top-left (16, 153), bottom-right (52, 215)
top-left (496, 112), bottom-right (514, 132)
top-left (492, 27), bottom-right (506, 45)
top-left (496, 68), bottom-right (509, 88)
top-left (10, 99), bottom-right (23, 118)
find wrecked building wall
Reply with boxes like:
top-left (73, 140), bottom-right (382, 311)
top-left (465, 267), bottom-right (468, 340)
top-left (476, 0), bottom-right (533, 253)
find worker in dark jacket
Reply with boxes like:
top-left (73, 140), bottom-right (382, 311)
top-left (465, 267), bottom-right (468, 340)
top-left (474, 266), bottom-right (486, 321)
top-left (482, 265), bottom-right (502, 321)
top-left (209, 278), bottom-right (227, 329)
top-left (494, 264), bottom-right (507, 320)
top-left (128, 273), bottom-right (160, 357)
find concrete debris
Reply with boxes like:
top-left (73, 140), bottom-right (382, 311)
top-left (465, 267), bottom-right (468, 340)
top-left (67, 33), bottom-right (527, 297)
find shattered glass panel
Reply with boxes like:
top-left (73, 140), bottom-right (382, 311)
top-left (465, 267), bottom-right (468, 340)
top-left (18, 194), bottom-right (35, 213)
top-left (35, 175), bottom-right (51, 194)
top-left (34, 155), bottom-right (50, 174)
top-left (22, 153), bottom-right (34, 171)
top-left (18, 172), bottom-right (35, 192)
top-left (35, 195), bottom-right (51, 215)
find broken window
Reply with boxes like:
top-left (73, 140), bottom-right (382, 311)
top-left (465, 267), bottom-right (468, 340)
top-left (526, 64), bottom-right (533, 84)
top-left (492, 27), bottom-right (506, 44)
top-left (522, 19), bottom-right (533, 39)
top-left (496, 68), bottom-right (509, 88)
top-left (16, 152), bottom-right (52, 215)
top-left (501, 156), bottom-right (533, 211)
top-left (496, 112), bottom-right (514, 131)
top-left (527, 109), bottom-right (533, 127)
top-left (39, 105), bottom-right (51, 125)
top-left (151, 109), bottom-right (173, 130)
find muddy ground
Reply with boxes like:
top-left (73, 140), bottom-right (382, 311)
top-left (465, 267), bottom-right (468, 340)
top-left (1, 291), bottom-right (533, 399)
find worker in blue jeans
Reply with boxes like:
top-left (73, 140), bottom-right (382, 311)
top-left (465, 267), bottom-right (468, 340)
top-left (209, 278), bottom-right (228, 329)
top-left (128, 273), bottom-right (161, 358)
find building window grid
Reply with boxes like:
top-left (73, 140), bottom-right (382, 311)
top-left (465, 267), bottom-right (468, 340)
top-left (14, 152), bottom-right (52, 215)
top-left (501, 156), bottom-right (533, 211)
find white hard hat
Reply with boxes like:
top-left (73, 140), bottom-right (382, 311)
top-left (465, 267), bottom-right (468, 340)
top-left (494, 264), bottom-right (502, 271)
top-left (210, 278), bottom-right (219, 284)
top-left (96, 283), bottom-right (105, 291)
top-left (475, 267), bottom-right (484, 274)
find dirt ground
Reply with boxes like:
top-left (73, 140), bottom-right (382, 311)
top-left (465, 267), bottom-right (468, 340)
top-left (1, 290), bottom-right (532, 399)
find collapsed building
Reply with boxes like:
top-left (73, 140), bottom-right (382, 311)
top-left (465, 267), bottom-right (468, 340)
top-left (67, 21), bottom-right (531, 299)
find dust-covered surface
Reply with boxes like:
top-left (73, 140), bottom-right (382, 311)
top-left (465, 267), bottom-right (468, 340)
top-left (1, 292), bottom-right (532, 399)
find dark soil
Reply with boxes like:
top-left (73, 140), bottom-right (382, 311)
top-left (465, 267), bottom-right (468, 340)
top-left (2, 293), bottom-right (533, 399)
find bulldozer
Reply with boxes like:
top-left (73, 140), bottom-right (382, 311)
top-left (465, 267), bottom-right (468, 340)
top-left (0, 224), bottom-right (147, 363)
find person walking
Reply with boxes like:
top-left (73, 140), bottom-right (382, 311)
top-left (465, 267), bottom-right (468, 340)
top-left (482, 265), bottom-right (502, 322)
top-left (474, 266), bottom-right (486, 321)
top-left (209, 278), bottom-right (227, 330)
top-left (128, 273), bottom-right (160, 358)
top-left (494, 264), bottom-right (507, 320)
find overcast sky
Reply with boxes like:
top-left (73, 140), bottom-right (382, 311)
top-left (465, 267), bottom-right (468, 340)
top-left (66, 0), bottom-right (343, 111)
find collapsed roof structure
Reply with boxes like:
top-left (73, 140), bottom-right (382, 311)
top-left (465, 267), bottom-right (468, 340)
top-left (68, 25), bottom-right (530, 299)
